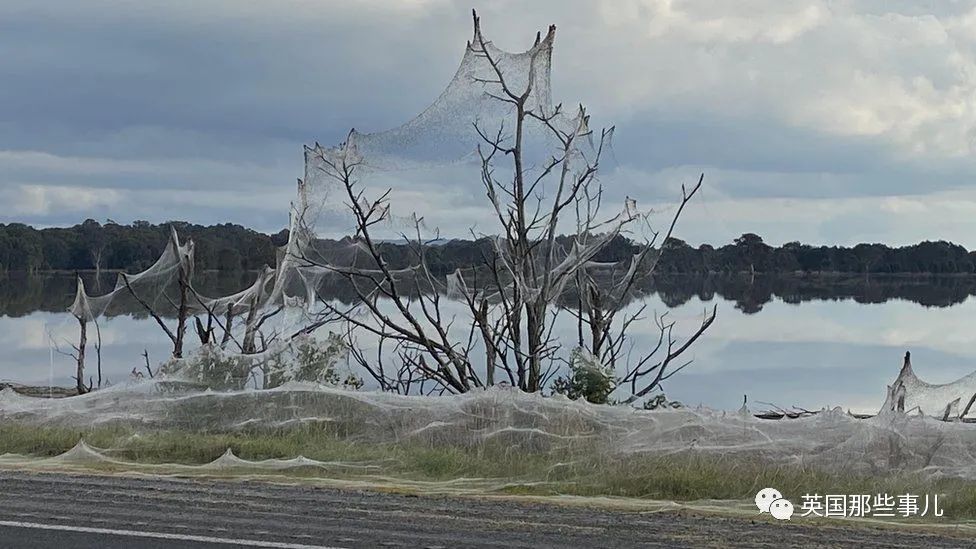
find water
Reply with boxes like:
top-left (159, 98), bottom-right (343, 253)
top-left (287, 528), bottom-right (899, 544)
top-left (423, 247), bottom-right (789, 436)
top-left (3, 272), bottom-right (976, 413)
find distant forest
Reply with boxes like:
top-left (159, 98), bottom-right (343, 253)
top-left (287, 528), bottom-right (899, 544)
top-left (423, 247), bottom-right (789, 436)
top-left (2, 219), bottom-right (976, 275)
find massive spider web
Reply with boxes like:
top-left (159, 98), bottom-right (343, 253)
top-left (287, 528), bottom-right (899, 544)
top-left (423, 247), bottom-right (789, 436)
top-left (8, 14), bottom-right (975, 490)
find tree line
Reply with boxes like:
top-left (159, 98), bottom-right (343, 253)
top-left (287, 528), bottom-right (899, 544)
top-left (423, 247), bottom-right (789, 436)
top-left (658, 233), bottom-right (976, 275)
top-left (0, 220), bottom-right (288, 273)
top-left (2, 220), bottom-right (975, 275)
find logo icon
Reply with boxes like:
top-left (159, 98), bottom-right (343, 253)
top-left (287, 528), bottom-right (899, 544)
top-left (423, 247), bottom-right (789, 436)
top-left (755, 488), bottom-right (793, 520)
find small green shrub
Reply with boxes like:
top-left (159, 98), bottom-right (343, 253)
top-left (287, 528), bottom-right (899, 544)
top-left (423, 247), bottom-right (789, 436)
top-left (551, 348), bottom-right (616, 404)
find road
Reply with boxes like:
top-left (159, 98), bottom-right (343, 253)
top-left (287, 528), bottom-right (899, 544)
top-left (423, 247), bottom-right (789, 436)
top-left (0, 470), bottom-right (971, 548)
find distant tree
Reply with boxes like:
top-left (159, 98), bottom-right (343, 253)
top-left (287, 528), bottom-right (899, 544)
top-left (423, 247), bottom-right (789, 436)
top-left (0, 224), bottom-right (44, 273)
top-left (79, 219), bottom-right (107, 275)
top-left (853, 243), bottom-right (887, 275)
top-left (698, 243), bottom-right (717, 272)
top-left (732, 233), bottom-right (771, 274)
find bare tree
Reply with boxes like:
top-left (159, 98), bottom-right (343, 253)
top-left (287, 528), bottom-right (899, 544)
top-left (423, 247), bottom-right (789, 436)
top-left (296, 11), bottom-right (713, 401)
top-left (297, 175), bottom-right (481, 394)
top-left (121, 226), bottom-right (193, 359)
top-left (57, 275), bottom-right (108, 394)
top-left (69, 307), bottom-right (89, 394)
top-left (93, 312), bottom-right (103, 388)
top-left (570, 176), bottom-right (717, 403)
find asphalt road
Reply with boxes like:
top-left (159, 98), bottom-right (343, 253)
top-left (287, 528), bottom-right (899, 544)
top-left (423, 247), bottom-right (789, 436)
top-left (0, 470), bottom-right (972, 548)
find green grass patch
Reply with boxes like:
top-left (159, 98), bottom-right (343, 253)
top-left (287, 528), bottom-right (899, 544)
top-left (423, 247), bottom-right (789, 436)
top-left (1, 422), bottom-right (974, 521)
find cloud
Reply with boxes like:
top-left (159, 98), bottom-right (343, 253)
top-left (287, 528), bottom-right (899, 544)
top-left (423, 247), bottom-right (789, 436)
top-left (0, 184), bottom-right (123, 217)
top-left (3, 0), bottom-right (976, 243)
top-left (579, 1), bottom-right (976, 157)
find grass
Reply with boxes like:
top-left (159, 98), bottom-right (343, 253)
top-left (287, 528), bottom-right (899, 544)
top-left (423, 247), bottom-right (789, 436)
top-left (1, 422), bottom-right (975, 521)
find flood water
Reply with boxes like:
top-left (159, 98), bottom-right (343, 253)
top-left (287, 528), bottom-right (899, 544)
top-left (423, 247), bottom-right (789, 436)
top-left (4, 271), bottom-right (976, 413)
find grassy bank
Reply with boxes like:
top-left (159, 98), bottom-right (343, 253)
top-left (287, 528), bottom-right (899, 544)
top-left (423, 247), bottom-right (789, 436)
top-left (1, 422), bottom-right (974, 521)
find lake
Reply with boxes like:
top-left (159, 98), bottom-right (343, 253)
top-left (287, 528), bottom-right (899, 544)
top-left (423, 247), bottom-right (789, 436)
top-left (3, 271), bottom-right (976, 414)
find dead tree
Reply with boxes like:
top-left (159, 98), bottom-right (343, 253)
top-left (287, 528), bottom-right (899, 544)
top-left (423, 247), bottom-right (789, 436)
top-left (569, 175), bottom-right (717, 403)
top-left (173, 235), bottom-right (191, 358)
top-left (93, 315), bottom-right (103, 388)
top-left (300, 11), bottom-right (713, 398)
top-left (121, 226), bottom-right (194, 359)
top-left (290, 154), bottom-right (482, 394)
top-left (73, 312), bottom-right (88, 394)
top-left (55, 309), bottom-right (91, 395)
top-left (64, 275), bottom-right (102, 394)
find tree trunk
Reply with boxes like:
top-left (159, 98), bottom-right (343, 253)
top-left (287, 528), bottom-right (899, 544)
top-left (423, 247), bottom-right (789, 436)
top-left (173, 265), bottom-right (189, 358)
top-left (476, 300), bottom-right (495, 386)
top-left (76, 316), bottom-right (88, 394)
top-left (221, 304), bottom-right (235, 349)
top-left (526, 305), bottom-right (544, 391)
top-left (242, 298), bottom-right (260, 354)
top-left (94, 319), bottom-right (103, 389)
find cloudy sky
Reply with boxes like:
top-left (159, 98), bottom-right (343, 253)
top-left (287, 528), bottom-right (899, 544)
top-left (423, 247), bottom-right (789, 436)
top-left (4, 0), bottom-right (976, 246)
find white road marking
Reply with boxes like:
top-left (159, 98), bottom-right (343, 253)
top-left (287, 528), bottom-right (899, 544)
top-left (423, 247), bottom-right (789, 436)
top-left (0, 520), bottom-right (348, 549)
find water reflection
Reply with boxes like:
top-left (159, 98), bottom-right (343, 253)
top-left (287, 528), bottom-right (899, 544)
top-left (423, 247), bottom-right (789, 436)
top-left (0, 271), bottom-right (262, 318)
top-left (649, 274), bottom-right (976, 312)
top-left (3, 272), bottom-right (976, 317)
top-left (2, 272), bottom-right (976, 412)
